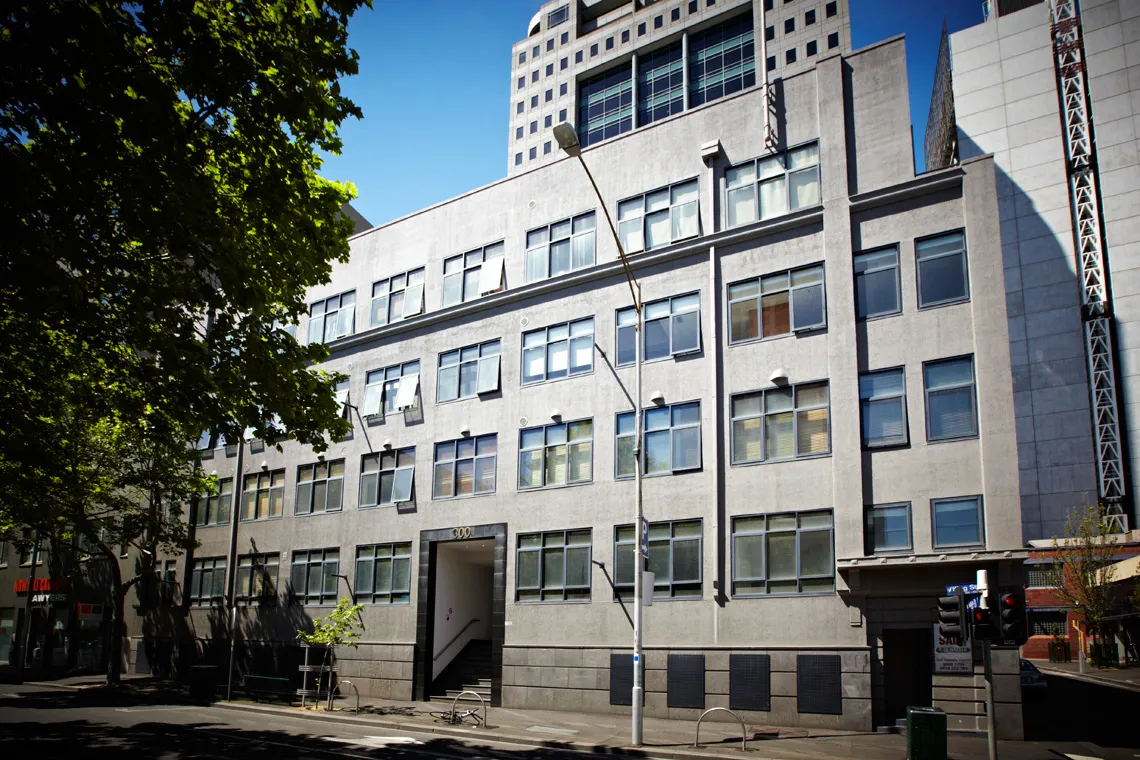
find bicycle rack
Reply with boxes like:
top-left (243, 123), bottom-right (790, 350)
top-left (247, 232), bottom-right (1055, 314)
top-left (450, 690), bottom-right (488, 728)
top-left (336, 679), bottom-right (361, 714)
top-left (694, 707), bottom-right (747, 751)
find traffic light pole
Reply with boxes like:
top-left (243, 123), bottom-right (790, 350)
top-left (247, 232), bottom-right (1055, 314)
top-left (982, 640), bottom-right (997, 760)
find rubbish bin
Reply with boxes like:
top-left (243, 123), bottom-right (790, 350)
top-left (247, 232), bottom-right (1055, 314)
top-left (906, 706), bottom-right (947, 760)
top-left (189, 664), bottom-right (219, 702)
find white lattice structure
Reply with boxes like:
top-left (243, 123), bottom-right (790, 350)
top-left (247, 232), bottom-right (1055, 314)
top-left (1050, 0), bottom-right (1127, 531)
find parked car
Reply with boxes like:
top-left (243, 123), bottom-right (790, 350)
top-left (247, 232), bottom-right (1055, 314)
top-left (1020, 659), bottom-right (1047, 691)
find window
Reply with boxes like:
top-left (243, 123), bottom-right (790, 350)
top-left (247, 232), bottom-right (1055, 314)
top-left (786, 48), bottom-right (797, 65)
top-left (523, 317), bottom-right (594, 384)
top-left (767, 55), bottom-right (776, 71)
top-left (533, 45), bottom-right (540, 58)
top-left (618, 179), bottom-right (699, 253)
top-left (518, 51), bottom-right (526, 64)
top-left (189, 558), bottom-right (226, 606)
top-left (437, 340), bottom-right (501, 402)
top-left (590, 43), bottom-right (598, 56)
top-left (616, 401), bottom-right (701, 477)
top-left (806, 40), bottom-right (817, 56)
top-left (725, 142), bottom-right (820, 227)
top-left (547, 39), bottom-right (554, 52)
top-left (515, 126), bottom-right (523, 139)
top-left (548, 4), bottom-right (568, 27)
top-left (828, 32), bottom-right (839, 49)
top-left (730, 382), bottom-right (830, 464)
top-left (854, 246), bottom-right (901, 319)
top-left (544, 141), bottom-right (551, 155)
top-left (518, 76), bottom-right (525, 90)
top-left (728, 264), bottom-right (825, 342)
top-left (241, 470), bottom-right (284, 521)
top-left (765, 25), bottom-right (774, 40)
top-left (732, 511), bottom-right (834, 595)
top-left (561, 31), bottom-right (569, 44)
top-left (916, 231), bottom-right (969, 307)
top-left (559, 108), bottom-right (567, 122)
top-left (826, 1), bottom-right (837, 17)
top-left (545, 89), bottom-right (553, 103)
top-left (360, 448), bottom-right (415, 507)
top-left (532, 70), bottom-right (539, 83)
top-left (637, 43), bottom-right (685, 127)
top-left (0, 541), bottom-right (7, 567)
top-left (433, 434), bottom-right (497, 499)
top-left (1027, 563), bottom-right (1057, 588)
top-left (525, 212), bottom-right (596, 282)
top-left (860, 369), bottom-right (907, 447)
top-left (561, 56), bottom-right (568, 70)
top-left (295, 460), bottom-right (345, 515)
top-left (865, 503), bottom-right (912, 554)
top-left (577, 63), bottom-right (632, 149)
top-left (764, 0), bottom-right (773, 8)
top-left (671, 7), bottom-right (680, 20)
top-left (638, 22), bottom-right (646, 35)
top-left (576, 50), bottom-right (583, 63)
top-left (18, 530), bottom-right (42, 566)
top-left (932, 496), bottom-right (984, 548)
top-left (615, 520), bottom-right (701, 599)
top-left (161, 559), bottom-right (179, 605)
top-left (531, 94), bottom-right (539, 107)
top-left (194, 478), bottom-right (233, 527)
top-left (362, 360), bottom-right (420, 418)
top-left (517, 101), bottom-right (524, 114)
top-left (606, 36), bottom-right (614, 50)
top-left (443, 241), bottom-right (505, 306)
top-left (690, 13), bottom-right (756, 107)
top-left (558, 84), bottom-right (566, 97)
top-left (370, 268), bottom-right (425, 327)
top-left (355, 543), bottom-right (412, 604)
top-left (805, 9), bottom-right (816, 24)
top-left (654, 14), bottom-right (663, 28)
top-left (518, 530), bottom-right (592, 602)
top-left (530, 120), bottom-right (538, 134)
top-left (689, 0), bottom-right (698, 11)
top-left (622, 29), bottom-right (630, 42)
top-left (785, 18), bottom-right (795, 33)
top-left (924, 356), bottom-right (978, 441)
top-left (616, 293), bottom-right (700, 365)
top-left (308, 291), bottom-right (355, 344)
top-left (1029, 610), bottom-right (1067, 637)
top-left (290, 549), bottom-right (339, 605)
top-left (515, 153), bottom-right (522, 166)
top-left (235, 553), bottom-right (279, 605)
top-left (519, 420), bottom-right (593, 489)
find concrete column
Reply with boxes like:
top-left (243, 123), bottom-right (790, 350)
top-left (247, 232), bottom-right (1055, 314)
top-left (682, 32), bottom-right (690, 111)
top-left (630, 53), bottom-right (639, 129)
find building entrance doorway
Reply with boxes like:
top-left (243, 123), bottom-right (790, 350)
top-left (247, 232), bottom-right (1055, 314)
top-left (882, 628), bottom-right (934, 725)
top-left (414, 523), bottom-right (505, 705)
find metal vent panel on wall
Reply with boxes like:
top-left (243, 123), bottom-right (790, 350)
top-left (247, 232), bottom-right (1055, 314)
top-left (797, 654), bottom-right (842, 715)
top-left (667, 654), bottom-right (705, 709)
top-left (609, 653), bottom-right (645, 705)
top-left (729, 653), bottom-right (771, 711)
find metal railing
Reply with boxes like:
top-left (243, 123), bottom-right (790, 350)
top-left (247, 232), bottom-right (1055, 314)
top-left (451, 690), bottom-right (487, 728)
top-left (433, 618), bottom-right (481, 661)
top-left (694, 707), bottom-right (747, 751)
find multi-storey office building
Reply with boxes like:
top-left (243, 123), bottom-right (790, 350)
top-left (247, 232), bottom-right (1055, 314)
top-left (1, 0), bottom-right (1030, 737)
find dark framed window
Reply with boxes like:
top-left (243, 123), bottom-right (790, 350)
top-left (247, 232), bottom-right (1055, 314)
top-left (859, 369), bottom-right (907, 447)
top-left (785, 18), bottom-right (795, 33)
top-left (1026, 562), bottom-right (1057, 588)
top-left (765, 26), bottom-right (775, 41)
top-left (517, 101), bottom-right (524, 114)
top-left (433, 434), bottom-right (497, 499)
top-left (241, 470), bottom-right (285, 521)
top-left (515, 126), bottom-right (523, 139)
top-left (590, 43), bottom-right (598, 56)
top-left (525, 212), bottom-right (596, 282)
top-left (443, 241), bottom-right (505, 306)
top-left (671, 7), bottom-right (680, 20)
top-left (805, 9), bottom-right (816, 24)
top-left (559, 108), bottom-right (567, 121)
top-left (561, 56), bottom-right (568, 70)
top-left (355, 543), bottom-right (412, 604)
top-left (1029, 610), bottom-right (1067, 636)
top-left (518, 51), bottom-right (526, 64)
top-left (308, 290), bottom-right (355, 344)
top-left (617, 178), bottom-right (699, 252)
top-left (806, 40), bottom-right (818, 56)
top-left (826, 1), bottom-right (837, 17)
top-left (362, 360), bottom-right (420, 417)
top-left (561, 31), bottom-right (569, 44)
top-left (786, 48), bottom-right (797, 65)
top-left (290, 549), bottom-right (339, 605)
top-left (767, 55), bottom-right (776, 71)
top-left (532, 70), bottom-right (539, 83)
top-left (615, 520), bottom-right (702, 599)
top-left (194, 478), bottom-right (233, 527)
top-left (360, 448), bottom-right (415, 507)
top-left (616, 292), bottom-right (700, 365)
top-left (545, 89), bottom-right (553, 102)
top-left (236, 553), bottom-right (279, 605)
top-left (546, 63), bottom-right (554, 77)
top-left (295, 460), bottom-right (345, 515)
top-left (828, 32), bottom-right (839, 49)
top-left (515, 153), bottom-right (522, 166)
top-left (638, 22), bottom-right (646, 36)
top-left (728, 264), bottom-right (825, 343)
top-left (189, 557), bottom-right (227, 606)
top-left (916, 231), bottom-right (969, 308)
top-left (865, 503), bottom-right (912, 554)
top-left (518, 76), bottom-right (525, 90)
top-left (654, 14), bottom-right (663, 28)
top-left (577, 63), bottom-right (633, 149)
top-left (516, 529), bottom-right (592, 602)
top-left (606, 36), bottom-right (614, 50)
top-left (616, 401), bottom-right (701, 477)
top-left (730, 382), bottom-right (830, 464)
top-left (731, 511), bottom-right (834, 595)
top-left (544, 141), bottom-right (551, 155)
top-left (437, 340), bottom-right (501, 402)
top-left (531, 94), bottom-right (538, 107)
top-left (854, 246), bottom-right (901, 319)
top-left (529, 147), bottom-right (537, 160)
top-left (689, 12), bottom-right (756, 107)
top-left (636, 41), bottom-right (685, 127)
top-left (519, 419), bottom-right (593, 489)
top-left (370, 267), bottom-right (425, 327)
top-left (689, 0), bottom-right (698, 11)
top-left (726, 142), bottom-right (820, 227)
top-left (576, 50), bottom-right (583, 63)
top-left (533, 45), bottom-right (540, 57)
top-left (522, 317), bottom-right (594, 384)
top-left (549, 4), bottom-right (569, 27)
top-left (924, 356), bottom-right (978, 441)
top-left (622, 29), bottom-right (631, 42)
top-left (932, 496), bottom-right (984, 548)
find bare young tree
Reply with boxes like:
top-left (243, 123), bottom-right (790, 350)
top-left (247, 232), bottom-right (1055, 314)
top-left (1046, 504), bottom-right (1122, 657)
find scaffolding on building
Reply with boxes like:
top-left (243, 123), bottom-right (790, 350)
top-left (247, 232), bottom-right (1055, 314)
top-left (924, 22), bottom-right (957, 173)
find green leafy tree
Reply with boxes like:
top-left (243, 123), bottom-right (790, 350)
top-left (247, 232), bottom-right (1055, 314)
top-left (296, 597), bottom-right (364, 709)
top-left (1, 0), bottom-right (369, 683)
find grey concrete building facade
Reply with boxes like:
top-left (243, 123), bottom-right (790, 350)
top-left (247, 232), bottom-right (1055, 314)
top-left (937, 0), bottom-right (1139, 541)
top-left (1, 0), bottom-right (1030, 738)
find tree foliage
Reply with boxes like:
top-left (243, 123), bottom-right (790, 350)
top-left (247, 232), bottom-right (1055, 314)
top-left (1046, 504), bottom-right (1122, 641)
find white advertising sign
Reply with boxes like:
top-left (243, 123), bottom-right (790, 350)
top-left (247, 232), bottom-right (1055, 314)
top-left (933, 623), bottom-right (972, 674)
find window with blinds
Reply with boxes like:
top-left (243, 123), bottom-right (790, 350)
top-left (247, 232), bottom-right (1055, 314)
top-left (859, 369), bottom-right (907, 448)
top-left (516, 529), bottom-right (591, 602)
top-left (924, 356), bottom-right (978, 441)
top-left (355, 543), bottom-right (412, 604)
top-left (615, 520), bottom-right (702, 599)
top-left (241, 470), bottom-right (285, 521)
top-left (616, 293), bottom-right (701, 366)
top-left (615, 402), bottom-right (701, 477)
top-left (730, 382), bottom-right (830, 465)
top-left (290, 549), bottom-right (339, 606)
top-left (728, 264), bottom-right (825, 343)
top-left (433, 434), bottom-right (497, 499)
top-left (916, 231), bottom-right (969, 308)
top-left (732, 511), bottom-right (834, 595)
top-left (854, 246), bottom-right (901, 319)
top-left (519, 419), bottom-right (593, 489)
top-left (932, 496), bottom-right (984, 548)
top-left (296, 460), bottom-right (345, 515)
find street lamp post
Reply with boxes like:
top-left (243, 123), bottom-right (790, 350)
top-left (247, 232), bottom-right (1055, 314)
top-left (553, 123), bottom-right (645, 747)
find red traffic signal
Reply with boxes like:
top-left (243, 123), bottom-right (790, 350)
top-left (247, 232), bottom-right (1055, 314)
top-left (971, 607), bottom-right (995, 641)
top-left (999, 589), bottom-right (1027, 645)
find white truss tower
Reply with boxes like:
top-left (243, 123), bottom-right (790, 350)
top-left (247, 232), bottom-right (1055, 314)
top-left (1050, 0), bottom-right (1128, 531)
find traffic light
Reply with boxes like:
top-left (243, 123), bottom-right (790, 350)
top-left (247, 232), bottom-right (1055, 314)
top-left (938, 590), bottom-right (967, 641)
top-left (999, 589), bottom-right (1027, 645)
top-left (971, 606), bottom-right (995, 641)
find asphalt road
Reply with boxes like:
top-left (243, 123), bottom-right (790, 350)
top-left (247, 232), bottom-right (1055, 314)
top-left (0, 683), bottom-right (584, 760)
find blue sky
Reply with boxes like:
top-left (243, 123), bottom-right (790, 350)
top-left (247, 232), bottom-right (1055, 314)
top-left (321, 0), bottom-right (986, 228)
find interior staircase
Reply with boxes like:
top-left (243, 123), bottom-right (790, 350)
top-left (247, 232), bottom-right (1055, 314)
top-left (429, 638), bottom-right (493, 704)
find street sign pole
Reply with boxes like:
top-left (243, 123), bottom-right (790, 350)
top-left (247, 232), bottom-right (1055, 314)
top-left (977, 569), bottom-right (997, 760)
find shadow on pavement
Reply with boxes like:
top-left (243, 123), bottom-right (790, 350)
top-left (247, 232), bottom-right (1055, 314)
top-left (1022, 673), bottom-right (1140, 748)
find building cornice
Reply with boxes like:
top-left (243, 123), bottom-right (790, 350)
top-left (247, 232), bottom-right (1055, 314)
top-left (837, 547), bottom-right (1030, 570)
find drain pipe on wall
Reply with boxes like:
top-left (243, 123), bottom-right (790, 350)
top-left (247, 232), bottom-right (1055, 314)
top-left (224, 436), bottom-right (245, 701)
top-left (701, 140), bottom-right (724, 641)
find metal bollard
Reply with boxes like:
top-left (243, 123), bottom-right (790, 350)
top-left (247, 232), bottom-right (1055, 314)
top-left (336, 679), bottom-right (360, 714)
top-left (694, 707), bottom-right (747, 751)
top-left (450, 690), bottom-right (487, 728)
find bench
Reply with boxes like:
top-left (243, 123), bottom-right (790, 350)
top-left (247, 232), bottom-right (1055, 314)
top-left (243, 675), bottom-right (294, 704)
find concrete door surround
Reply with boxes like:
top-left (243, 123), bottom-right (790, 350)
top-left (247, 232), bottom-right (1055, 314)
top-left (413, 522), bottom-right (507, 704)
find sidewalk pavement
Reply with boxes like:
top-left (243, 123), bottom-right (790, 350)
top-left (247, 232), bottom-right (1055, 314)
top-left (1031, 658), bottom-right (1140, 693)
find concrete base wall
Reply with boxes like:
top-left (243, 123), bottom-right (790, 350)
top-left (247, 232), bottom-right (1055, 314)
top-left (334, 643), bottom-right (415, 700)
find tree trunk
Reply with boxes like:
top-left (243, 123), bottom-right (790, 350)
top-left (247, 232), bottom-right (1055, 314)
top-left (106, 553), bottom-right (124, 685)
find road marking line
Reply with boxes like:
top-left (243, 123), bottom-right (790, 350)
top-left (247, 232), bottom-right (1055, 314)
top-left (322, 735), bottom-right (424, 748)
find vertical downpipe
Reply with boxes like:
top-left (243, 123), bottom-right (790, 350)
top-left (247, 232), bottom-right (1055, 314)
top-left (708, 244), bottom-right (721, 642)
top-left (759, 0), bottom-right (769, 145)
top-left (631, 53), bottom-right (639, 130)
top-left (224, 439), bottom-right (244, 701)
top-left (682, 32), bottom-right (691, 110)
